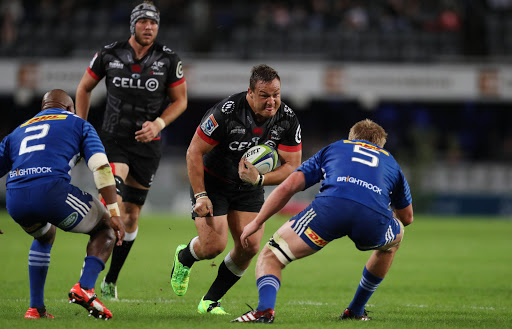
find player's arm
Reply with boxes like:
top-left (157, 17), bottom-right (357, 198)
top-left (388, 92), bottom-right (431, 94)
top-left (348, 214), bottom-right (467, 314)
top-left (261, 149), bottom-right (302, 186)
top-left (135, 81), bottom-right (188, 143)
top-left (75, 71), bottom-right (100, 120)
top-left (394, 204), bottom-right (414, 226)
top-left (241, 171), bottom-right (306, 248)
top-left (186, 131), bottom-right (215, 217)
top-left (0, 136), bottom-right (12, 179)
top-left (87, 153), bottom-right (125, 245)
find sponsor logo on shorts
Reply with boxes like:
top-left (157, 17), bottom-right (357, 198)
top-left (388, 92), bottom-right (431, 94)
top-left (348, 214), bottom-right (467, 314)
top-left (58, 212), bottom-right (78, 230)
top-left (304, 228), bottom-right (328, 247)
top-left (9, 167), bottom-right (52, 178)
top-left (337, 175), bottom-right (382, 194)
top-left (201, 114), bottom-right (219, 136)
top-left (21, 115), bottom-right (67, 127)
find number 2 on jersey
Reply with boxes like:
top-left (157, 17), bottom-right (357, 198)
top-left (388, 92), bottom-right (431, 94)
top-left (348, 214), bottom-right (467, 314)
top-left (351, 144), bottom-right (379, 167)
top-left (19, 124), bottom-right (50, 155)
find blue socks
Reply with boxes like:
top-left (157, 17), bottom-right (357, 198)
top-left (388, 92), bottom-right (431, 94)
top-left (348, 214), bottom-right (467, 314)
top-left (257, 275), bottom-right (281, 311)
top-left (28, 240), bottom-right (52, 308)
top-left (79, 256), bottom-right (105, 290)
top-left (348, 266), bottom-right (383, 316)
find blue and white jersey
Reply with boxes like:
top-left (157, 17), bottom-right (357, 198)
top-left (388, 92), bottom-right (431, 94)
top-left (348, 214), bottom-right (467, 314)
top-left (297, 139), bottom-right (412, 217)
top-left (0, 108), bottom-right (106, 188)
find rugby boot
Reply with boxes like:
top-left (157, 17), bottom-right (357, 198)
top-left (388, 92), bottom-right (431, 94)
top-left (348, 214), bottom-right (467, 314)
top-left (24, 307), bottom-right (54, 319)
top-left (68, 283), bottom-right (113, 320)
top-left (198, 297), bottom-right (228, 315)
top-left (231, 308), bottom-right (275, 323)
top-left (170, 244), bottom-right (191, 296)
top-left (101, 277), bottom-right (118, 300)
top-left (339, 308), bottom-right (371, 321)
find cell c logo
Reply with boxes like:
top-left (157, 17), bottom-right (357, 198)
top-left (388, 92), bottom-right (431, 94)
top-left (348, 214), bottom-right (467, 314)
top-left (295, 125), bottom-right (302, 144)
top-left (145, 78), bottom-right (159, 91)
top-left (176, 61), bottom-right (184, 79)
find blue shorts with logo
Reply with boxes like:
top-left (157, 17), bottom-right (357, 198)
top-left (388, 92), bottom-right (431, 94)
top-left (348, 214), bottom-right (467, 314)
top-left (6, 178), bottom-right (103, 235)
top-left (289, 196), bottom-right (401, 251)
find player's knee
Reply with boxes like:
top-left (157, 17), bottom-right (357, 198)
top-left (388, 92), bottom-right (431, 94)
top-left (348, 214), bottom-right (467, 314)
top-left (266, 232), bottom-right (296, 266)
top-left (91, 217), bottom-right (115, 243)
top-left (36, 225), bottom-right (57, 245)
top-left (201, 243), bottom-right (225, 259)
top-left (203, 248), bottom-right (224, 259)
top-left (240, 242), bottom-right (260, 259)
top-left (123, 185), bottom-right (149, 206)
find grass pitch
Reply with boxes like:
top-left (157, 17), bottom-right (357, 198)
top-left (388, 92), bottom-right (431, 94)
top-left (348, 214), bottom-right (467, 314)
top-left (0, 211), bottom-right (511, 329)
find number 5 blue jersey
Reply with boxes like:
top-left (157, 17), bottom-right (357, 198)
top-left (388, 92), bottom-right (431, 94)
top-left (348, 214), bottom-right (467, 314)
top-left (0, 108), bottom-right (107, 188)
top-left (297, 139), bottom-right (412, 217)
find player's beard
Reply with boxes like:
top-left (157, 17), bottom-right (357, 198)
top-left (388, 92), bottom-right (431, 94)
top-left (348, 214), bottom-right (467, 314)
top-left (134, 32), bottom-right (156, 47)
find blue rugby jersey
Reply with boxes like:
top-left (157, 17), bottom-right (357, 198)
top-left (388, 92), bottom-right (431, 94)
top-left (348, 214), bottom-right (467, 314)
top-left (0, 108), bottom-right (106, 188)
top-left (297, 139), bottom-right (412, 217)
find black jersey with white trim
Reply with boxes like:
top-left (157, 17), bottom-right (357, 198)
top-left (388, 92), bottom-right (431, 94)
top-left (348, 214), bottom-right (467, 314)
top-left (87, 40), bottom-right (185, 139)
top-left (197, 92), bottom-right (302, 186)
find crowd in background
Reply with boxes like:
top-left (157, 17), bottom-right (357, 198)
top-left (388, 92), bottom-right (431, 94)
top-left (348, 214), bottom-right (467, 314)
top-left (1, 0), bottom-right (512, 164)
top-left (1, 0), bottom-right (511, 59)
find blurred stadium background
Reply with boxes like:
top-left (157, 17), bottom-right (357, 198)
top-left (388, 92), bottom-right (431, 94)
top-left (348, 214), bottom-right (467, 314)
top-left (1, 0), bottom-right (512, 216)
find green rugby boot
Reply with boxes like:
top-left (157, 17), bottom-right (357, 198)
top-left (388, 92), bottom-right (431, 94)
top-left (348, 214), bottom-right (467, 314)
top-left (197, 297), bottom-right (228, 315)
top-left (100, 278), bottom-right (118, 300)
top-left (170, 244), bottom-right (191, 296)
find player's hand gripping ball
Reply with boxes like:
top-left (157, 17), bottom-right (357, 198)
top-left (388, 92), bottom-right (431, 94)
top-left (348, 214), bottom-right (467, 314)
top-left (242, 145), bottom-right (278, 175)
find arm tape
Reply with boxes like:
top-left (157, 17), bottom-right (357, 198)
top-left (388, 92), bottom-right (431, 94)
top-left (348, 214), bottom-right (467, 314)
top-left (106, 203), bottom-right (121, 217)
top-left (93, 165), bottom-right (116, 190)
top-left (87, 153), bottom-right (109, 171)
top-left (155, 117), bottom-right (166, 130)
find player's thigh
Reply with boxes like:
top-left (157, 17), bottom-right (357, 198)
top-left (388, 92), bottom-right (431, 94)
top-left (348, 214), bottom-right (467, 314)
top-left (227, 210), bottom-right (264, 250)
top-left (126, 146), bottom-right (161, 189)
top-left (113, 162), bottom-right (129, 180)
top-left (194, 214), bottom-right (229, 250)
top-left (276, 221), bottom-right (318, 260)
top-left (258, 221), bottom-right (317, 272)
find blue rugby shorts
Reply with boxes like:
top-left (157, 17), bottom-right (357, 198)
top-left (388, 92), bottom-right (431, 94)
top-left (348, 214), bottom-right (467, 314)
top-left (289, 196), bottom-right (401, 251)
top-left (6, 178), bottom-right (107, 236)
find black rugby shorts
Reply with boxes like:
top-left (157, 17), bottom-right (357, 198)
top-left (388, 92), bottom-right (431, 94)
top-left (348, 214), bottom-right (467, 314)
top-left (101, 133), bottom-right (161, 188)
top-left (190, 171), bottom-right (264, 219)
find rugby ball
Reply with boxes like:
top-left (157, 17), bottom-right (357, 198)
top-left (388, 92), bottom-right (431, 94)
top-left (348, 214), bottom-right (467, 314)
top-left (242, 145), bottom-right (278, 175)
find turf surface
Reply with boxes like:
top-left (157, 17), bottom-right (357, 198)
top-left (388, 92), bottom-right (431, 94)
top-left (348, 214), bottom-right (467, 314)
top-left (0, 211), bottom-right (511, 328)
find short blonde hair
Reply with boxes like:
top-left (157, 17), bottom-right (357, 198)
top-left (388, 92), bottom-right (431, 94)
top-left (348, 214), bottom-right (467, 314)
top-left (348, 119), bottom-right (387, 148)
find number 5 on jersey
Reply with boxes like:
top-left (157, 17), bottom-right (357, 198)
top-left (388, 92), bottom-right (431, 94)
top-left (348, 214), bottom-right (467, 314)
top-left (351, 144), bottom-right (379, 167)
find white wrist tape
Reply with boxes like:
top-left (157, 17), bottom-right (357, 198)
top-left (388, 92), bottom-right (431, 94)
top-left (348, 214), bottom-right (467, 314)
top-left (107, 203), bottom-right (121, 217)
top-left (154, 117), bottom-right (166, 130)
top-left (253, 174), bottom-right (265, 186)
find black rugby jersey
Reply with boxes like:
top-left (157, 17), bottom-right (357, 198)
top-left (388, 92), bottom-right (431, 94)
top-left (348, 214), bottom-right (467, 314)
top-left (87, 40), bottom-right (185, 139)
top-left (197, 92), bottom-right (302, 186)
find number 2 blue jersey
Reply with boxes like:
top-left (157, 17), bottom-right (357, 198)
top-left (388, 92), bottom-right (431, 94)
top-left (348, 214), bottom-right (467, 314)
top-left (297, 139), bottom-right (412, 217)
top-left (0, 108), bottom-right (107, 188)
